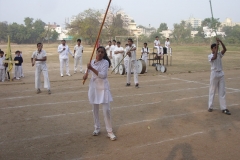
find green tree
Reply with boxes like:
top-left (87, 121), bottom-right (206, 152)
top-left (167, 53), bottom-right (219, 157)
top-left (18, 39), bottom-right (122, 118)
top-left (67, 9), bottom-right (101, 44)
top-left (0, 22), bottom-right (8, 42)
top-left (172, 21), bottom-right (192, 44)
top-left (157, 23), bottom-right (168, 33)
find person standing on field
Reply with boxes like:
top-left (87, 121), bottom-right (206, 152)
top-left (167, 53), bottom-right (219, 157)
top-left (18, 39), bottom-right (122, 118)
top-left (73, 39), bottom-right (84, 74)
top-left (31, 43), bottom-right (51, 94)
top-left (208, 38), bottom-right (231, 115)
top-left (58, 40), bottom-right (74, 77)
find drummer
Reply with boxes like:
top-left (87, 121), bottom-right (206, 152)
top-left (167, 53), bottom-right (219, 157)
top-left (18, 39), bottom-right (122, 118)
top-left (126, 38), bottom-right (139, 88)
top-left (141, 43), bottom-right (150, 73)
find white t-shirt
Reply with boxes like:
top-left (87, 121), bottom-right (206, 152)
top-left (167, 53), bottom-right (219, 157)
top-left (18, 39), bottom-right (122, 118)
top-left (0, 56), bottom-right (5, 69)
top-left (32, 50), bottom-right (47, 64)
top-left (74, 45), bottom-right (83, 57)
top-left (165, 41), bottom-right (170, 48)
top-left (114, 46), bottom-right (124, 56)
top-left (208, 52), bottom-right (223, 72)
top-left (105, 45), bottom-right (111, 56)
top-left (57, 44), bottom-right (73, 59)
top-left (141, 47), bottom-right (150, 58)
top-left (110, 45), bottom-right (116, 57)
top-left (154, 40), bottom-right (160, 46)
top-left (125, 44), bottom-right (137, 61)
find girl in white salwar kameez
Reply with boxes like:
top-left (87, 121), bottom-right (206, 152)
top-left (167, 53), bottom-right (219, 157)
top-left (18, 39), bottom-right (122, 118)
top-left (83, 46), bottom-right (116, 141)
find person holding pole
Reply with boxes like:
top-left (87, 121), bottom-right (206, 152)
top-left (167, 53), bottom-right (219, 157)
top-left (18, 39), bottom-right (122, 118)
top-left (83, 46), bottom-right (116, 141)
top-left (208, 38), bottom-right (230, 115)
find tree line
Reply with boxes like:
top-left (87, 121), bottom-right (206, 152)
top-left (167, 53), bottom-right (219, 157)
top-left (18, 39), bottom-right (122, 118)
top-left (0, 17), bottom-right (59, 44)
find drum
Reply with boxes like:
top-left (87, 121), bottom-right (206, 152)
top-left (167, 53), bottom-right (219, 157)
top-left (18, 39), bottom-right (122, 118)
top-left (136, 59), bottom-right (146, 74)
top-left (163, 47), bottom-right (167, 54)
top-left (155, 64), bottom-right (162, 71)
top-left (119, 64), bottom-right (125, 75)
top-left (161, 65), bottom-right (167, 73)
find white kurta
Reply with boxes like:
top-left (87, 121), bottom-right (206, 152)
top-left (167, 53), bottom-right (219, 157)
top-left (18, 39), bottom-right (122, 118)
top-left (88, 59), bottom-right (113, 104)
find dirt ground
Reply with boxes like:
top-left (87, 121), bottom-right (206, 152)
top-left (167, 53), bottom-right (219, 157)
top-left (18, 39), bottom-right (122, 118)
top-left (0, 44), bottom-right (240, 160)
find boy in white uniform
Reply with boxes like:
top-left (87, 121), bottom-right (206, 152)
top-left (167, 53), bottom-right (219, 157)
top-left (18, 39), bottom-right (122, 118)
top-left (57, 40), bottom-right (74, 77)
top-left (154, 36), bottom-right (163, 58)
top-left (31, 43), bottom-right (51, 94)
top-left (165, 38), bottom-right (170, 54)
top-left (105, 41), bottom-right (112, 58)
top-left (110, 40), bottom-right (117, 70)
top-left (124, 44), bottom-right (129, 74)
top-left (73, 39), bottom-right (84, 74)
top-left (0, 51), bottom-right (5, 82)
top-left (208, 38), bottom-right (230, 115)
top-left (141, 43), bottom-right (150, 73)
top-left (126, 38), bottom-right (139, 88)
top-left (114, 41), bottom-right (124, 73)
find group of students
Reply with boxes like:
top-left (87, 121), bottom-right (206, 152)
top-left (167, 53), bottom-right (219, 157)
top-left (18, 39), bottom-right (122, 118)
top-left (0, 50), bottom-right (24, 82)
top-left (154, 36), bottom-right (171, 59)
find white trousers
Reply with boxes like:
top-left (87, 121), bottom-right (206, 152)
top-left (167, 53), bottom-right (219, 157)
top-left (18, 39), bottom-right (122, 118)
top-left (127, 59), bottom-right (138, 84)
top-left (0, 68), bottom-right (5, 82)
top-left (92, 103), bottom-right (113, 133)
top-left (15, 66), bottom-right (22, 78)
top-left (35, 63), bottom-right (51, 90)
top-left (154, 46), bottom-right (163, 56)
top-left (111, 56), bottom-right (116, 70)
top-left (60, 58), bottom-right (70, 75)
top-left (208, 71), bottom-right (226, 110)
top-left (20, 65), bottom-right (24, 77)
top-left (114, 54), bottom-right (123, 73)
top-left (74, 56), bottom-right (83, 72)
top-left (142, 56), bottom-right (148, 72)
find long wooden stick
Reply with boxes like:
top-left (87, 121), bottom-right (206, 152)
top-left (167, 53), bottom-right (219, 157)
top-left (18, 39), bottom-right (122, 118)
top-left (83, 0), bottom-right (112, 85)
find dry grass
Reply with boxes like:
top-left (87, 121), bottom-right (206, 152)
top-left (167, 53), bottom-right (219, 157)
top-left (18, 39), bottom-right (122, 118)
top-left (0, 43), bottom-right (239, 74)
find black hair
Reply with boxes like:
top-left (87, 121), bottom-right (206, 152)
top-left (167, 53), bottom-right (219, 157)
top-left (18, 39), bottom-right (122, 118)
top-left (15, 50), bottom-right (20, 53)
top-left (77, 39), bottom-right (81, 42)
top-left (128, 38), bottom-right (133, 42)
top-left (61, 39), bottom-right (66, 42)
top-left (167, 38), bottom-right (169, 40)
top-left (113, 40), bottom-right (116, 42)
top-left (0, 50), bottom-right (4, 54)
top-left (125, 44), bottom-right (128, 46)
top-left (117, 41), bottom-right (121, 44)
top-left (108, 41), bottom-right (112, 43)
top-left (144, 42), bottom-right (147, 45)
top-left (37, 42), bottom-right (42, 46)
top-left (211, 43), bottom-right (217, 49)
top-left (155, 36), bottom-right (159, 38)
top-left (97, 46), bottom-right (111, 67)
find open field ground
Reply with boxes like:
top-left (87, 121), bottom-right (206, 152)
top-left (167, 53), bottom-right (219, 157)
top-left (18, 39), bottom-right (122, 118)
top-left (0, 44), bottom-right (240, 160)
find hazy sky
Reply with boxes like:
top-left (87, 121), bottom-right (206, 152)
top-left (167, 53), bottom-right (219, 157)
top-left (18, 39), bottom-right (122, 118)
top-left (0, 0), bottom-right (239, 29)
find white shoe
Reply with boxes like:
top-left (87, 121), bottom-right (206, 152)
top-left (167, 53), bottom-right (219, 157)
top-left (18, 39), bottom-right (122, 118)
top-left (74, 71), bottom-right (76, 74)
top-left (66, 73), bottom-right (71, 76)
top-left (107, 132), bottom-right (116, 141)
top-left (61, 74), bottom-right (63, 77)
top-left (16, 77), bottom-right (20, 80)
top-left (92, 130), bottom-right (100, 136)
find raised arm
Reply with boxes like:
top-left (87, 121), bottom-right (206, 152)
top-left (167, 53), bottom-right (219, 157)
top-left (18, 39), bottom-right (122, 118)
top-left (218, 38), bottom-right (227, 55)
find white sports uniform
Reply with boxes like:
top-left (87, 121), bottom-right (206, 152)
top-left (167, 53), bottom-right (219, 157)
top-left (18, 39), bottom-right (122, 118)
top-left (110, 45), bottom-right (116, 70)
top-left (124, 47), bottom-right (129, 73)
top-left (126, 44), bottom-right (138, 84)
top-left (114, 46), bottom-right (124, 73)
top-left (141, 47), bottom-right (150, 72)
top-left (57, 44), bottom-right (73, 76)
top-left (154, 40), bottom-right (163, 56)
top-left (74, 45), bottom-right (84, 73)
top-left (0, 56), bottom-right (5, 82)
top-left (208, 52), bottom-right (226, 110)
top-left (88, 59), bottom-right (113, 133)
top-left (165, 41), bottom-right (170, 53)
top-left (105, 45), bottom-right (111, 57)
top-left (32, 50), bottom-right (51, 90)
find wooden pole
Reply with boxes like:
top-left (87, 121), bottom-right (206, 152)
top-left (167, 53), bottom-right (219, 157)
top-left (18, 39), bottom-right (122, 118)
top-left (83, 0), bottom-right (112, 85)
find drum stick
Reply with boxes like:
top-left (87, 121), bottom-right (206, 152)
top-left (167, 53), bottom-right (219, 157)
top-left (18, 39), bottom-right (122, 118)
top-left (82, 0), bottom-right (112, 85)
top-left (111, 46), bottom-right (133, 74)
